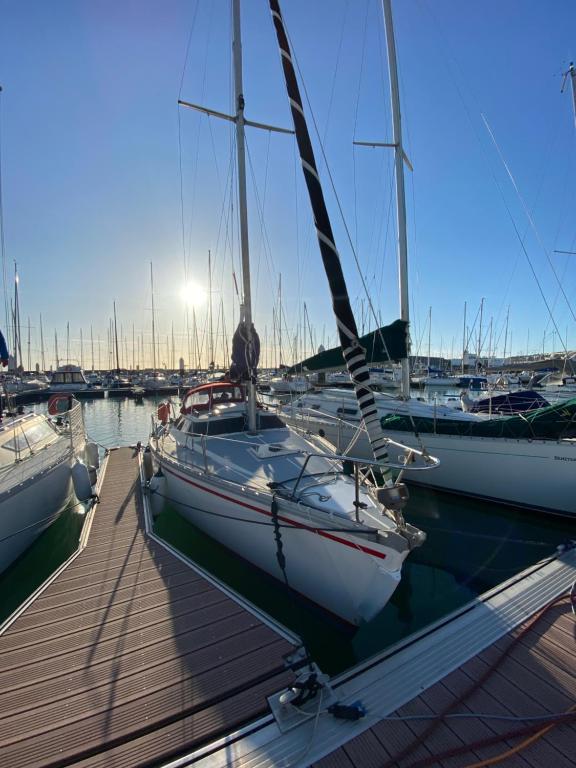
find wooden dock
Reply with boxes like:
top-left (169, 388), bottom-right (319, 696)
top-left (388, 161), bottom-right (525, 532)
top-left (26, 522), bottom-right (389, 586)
top-left (313, 596), bottom-right (575, 768)
top-left (0, 447), bottom-right (296, 768)
top-left (181, 547), bottom-right (575, 768)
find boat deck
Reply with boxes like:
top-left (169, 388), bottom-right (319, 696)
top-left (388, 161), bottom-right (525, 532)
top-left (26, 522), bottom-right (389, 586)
top-left (0, 447), bottom-right (296, 768)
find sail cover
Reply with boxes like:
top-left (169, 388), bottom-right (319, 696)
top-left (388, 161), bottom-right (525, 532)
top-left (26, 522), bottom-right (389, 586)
top-left (269, 0), bottom-right (395, 467)
top-left (287, 319), bottom-right (408, 374)
top-left (229, 320), bottom-right (260, 382)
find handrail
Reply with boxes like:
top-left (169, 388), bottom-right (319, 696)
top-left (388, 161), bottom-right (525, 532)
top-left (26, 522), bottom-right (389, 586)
top-left (286, 447), bottom-right (438, 501)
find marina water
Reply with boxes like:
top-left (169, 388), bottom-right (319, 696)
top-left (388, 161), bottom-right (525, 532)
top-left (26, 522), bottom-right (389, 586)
top-left (1, 394), bottom-right (573, 675)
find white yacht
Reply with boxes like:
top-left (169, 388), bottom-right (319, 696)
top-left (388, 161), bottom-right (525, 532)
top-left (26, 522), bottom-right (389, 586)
top-left (0, 400), bottom-right (94, 573)
top-left (49, 364), bottom-right (90, 392)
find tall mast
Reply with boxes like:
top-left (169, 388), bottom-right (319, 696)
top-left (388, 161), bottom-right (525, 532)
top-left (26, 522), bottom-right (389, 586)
top-left (54, 329), bottom-right (59, 369)
top-left (179, 0), bottom-right (292, 421)
top-left (353, 0), bottom-right (412, 397)
top-left (66, 321), bottom-right (70, 364)
top-left (382, 0), bottom-right (410, 397)
top-left (80, 328), bottom-right (84, 369)
top-left (90, 325), bottom-right (94, 371)
top-left (232, 0), bottom-right (257, 429)
top-left (150, 262), bottom-right (157, 372)
top-left (27, 316), bottom-right (30, 371)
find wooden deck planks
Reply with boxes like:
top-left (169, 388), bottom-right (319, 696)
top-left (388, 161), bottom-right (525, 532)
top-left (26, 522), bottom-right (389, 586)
top-left (0, 447), bottom-right (294, 768)
top-left (313, 599), bottom-right (575, 768)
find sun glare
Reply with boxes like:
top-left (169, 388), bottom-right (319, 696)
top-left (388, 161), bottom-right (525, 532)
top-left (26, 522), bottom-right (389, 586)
top-left (179, 282), bottom-right (207, 307)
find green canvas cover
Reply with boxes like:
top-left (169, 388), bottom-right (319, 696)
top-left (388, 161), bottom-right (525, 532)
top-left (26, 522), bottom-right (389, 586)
top-left (380, 398), bottom-right (576, 440)
top-left (287, 319), bottom-right (409, 374)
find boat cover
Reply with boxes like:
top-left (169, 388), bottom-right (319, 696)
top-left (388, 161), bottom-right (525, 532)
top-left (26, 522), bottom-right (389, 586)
top-left (466, 389), bottom-right (549, 415)
top-left (286, 319), bottom-right (409, 374)
top-left (380, 398), bottom-right (576, 440)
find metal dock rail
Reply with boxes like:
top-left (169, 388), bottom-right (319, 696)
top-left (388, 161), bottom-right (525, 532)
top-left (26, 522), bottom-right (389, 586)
top-left (0, 447), bottom-right (296, 768)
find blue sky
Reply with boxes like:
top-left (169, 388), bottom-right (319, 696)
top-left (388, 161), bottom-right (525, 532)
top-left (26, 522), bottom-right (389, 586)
top-left (0, 0), bottom-right (574, 370)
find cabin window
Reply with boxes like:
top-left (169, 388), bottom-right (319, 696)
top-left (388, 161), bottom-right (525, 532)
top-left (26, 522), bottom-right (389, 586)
top-left (2, 420), bottom-right (55, 452)
top-left (337, 407), bottom-right (358, 416)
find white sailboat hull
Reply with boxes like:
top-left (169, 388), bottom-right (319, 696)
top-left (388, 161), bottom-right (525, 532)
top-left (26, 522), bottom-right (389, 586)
top-left (284, 414), bottom-right (576, 517)
top-left (0, 458), bottom-right (73, 574)
top-left (151, 450), bottom-right (405, 626)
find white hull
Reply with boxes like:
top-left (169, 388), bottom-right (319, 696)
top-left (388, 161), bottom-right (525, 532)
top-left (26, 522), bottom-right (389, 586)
top-left (0, 459), bottom-right (73, 573)
top-left (152, 448), bottom-right (405, 626)
top-left (284, 414), bottom-right (576, 517)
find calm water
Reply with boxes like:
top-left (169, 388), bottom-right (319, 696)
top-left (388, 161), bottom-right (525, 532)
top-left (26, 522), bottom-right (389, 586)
top-left (1, 393), bottom-right (573, 676)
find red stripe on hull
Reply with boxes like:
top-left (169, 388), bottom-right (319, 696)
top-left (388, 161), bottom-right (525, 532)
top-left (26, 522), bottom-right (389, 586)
top-left (161, 461), bottom-right (387, 560)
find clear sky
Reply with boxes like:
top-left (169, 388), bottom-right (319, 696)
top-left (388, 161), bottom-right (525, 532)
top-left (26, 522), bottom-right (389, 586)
top-left (0, 0), bottom-right (574, 371)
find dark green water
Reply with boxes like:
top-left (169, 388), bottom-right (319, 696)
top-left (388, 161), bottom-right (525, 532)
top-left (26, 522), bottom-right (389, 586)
top-left (1, 395), bottom-right (573, 677)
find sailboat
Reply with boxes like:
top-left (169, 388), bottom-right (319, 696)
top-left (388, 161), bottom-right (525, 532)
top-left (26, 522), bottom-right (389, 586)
top-left (281, 0), bottom-right (576, 519)
top-left (148, 0), bottom-right (435, 627)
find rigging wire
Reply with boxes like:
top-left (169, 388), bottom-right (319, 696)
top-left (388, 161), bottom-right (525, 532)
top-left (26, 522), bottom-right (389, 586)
top-left (352, 0), bottom-right (370, 255)
top-left (418, 0), bottom-right (575, 359)
top-left (0, 86), bottom-right (10, 351)
top-left (284, 26), bottom-right (393, 362)
top-left (481, 114), bottom-right (573, 355)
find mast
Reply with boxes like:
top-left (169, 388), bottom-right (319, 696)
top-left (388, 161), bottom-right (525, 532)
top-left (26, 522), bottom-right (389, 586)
top-left (54, 329), bottom-right (59, 369)
top-left (66, 321), bottom-right (70, 365)
top-left (269, 0), bottom-right (393, 468)
top-left (383, 0), bottom-right (410, 396)
top-left (461, 301), bottom-right (467, 374)
top-left (80, 327), bottom-right (84, 369)
top-left (503, 305), bottom-right (509, 362)
top-left (232, 0), bottom-right (257, 429)
top-left (27, 317), bottom-right (30, 371)
top-left (278, 274), bottom-right (282, 368)
top-left (90, 325), bottom-right (94, 371)
top-left (13, 263), bottom-right (21, 370)
top-left (150, 262), bottom-right (157, 373)
top-left (40, 313), bottom-right (45, 371)
top-left (208, 249), bottom-right (214, 370)
top-left (113, 301), bottom-right (120, 374)
top-left (477, 297), bottom-right (484, 367)
top-left (427, 306), bottom-right (431, 371)
top-left (353, 0), bottom-right (412, 398)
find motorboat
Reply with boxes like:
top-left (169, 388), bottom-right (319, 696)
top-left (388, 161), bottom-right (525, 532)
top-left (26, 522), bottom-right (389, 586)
top-left (49, 364), bottom-right (90, 392)
top-left (140, 371), bottom-right (168, 391)
top-left (0, 399), bottom-right (96, 573)
top-left (269, 375), bottom-right (312, 395)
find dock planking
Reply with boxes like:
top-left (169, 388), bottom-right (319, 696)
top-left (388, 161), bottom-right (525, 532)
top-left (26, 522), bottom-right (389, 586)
top-left (0, 446), bottom-right (295, 768)
top-left (312, 599), bottom-right (575, 768)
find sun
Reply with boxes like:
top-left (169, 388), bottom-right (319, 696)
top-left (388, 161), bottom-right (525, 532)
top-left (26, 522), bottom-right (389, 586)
top-left (179, 281), bottom-right (207, 307)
